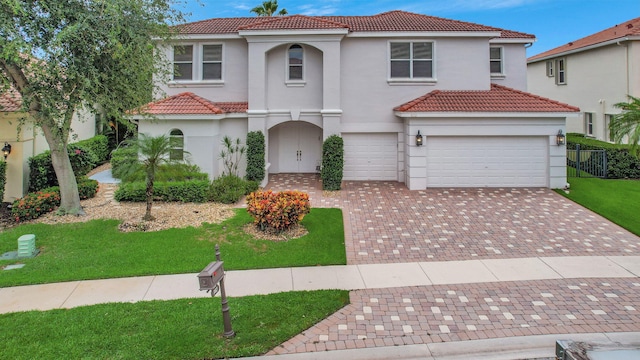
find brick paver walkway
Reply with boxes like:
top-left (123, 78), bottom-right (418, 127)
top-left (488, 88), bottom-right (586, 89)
top-left (265, 174), bottom-right (640, 355)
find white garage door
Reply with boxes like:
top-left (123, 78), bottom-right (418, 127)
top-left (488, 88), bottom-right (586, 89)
top-left (343, 133), bottom-right (398, 180)
top-left (426, 136), bottom-right (547, 187)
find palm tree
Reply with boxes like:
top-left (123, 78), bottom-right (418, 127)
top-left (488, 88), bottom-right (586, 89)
top-left (612, 95), bottom-right (640, 158)
top-left (250, 0), bottom-right (287, 16)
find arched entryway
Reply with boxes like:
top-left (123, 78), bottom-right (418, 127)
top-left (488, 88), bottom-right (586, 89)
top-left (268, 121), bottom-right (322, 173)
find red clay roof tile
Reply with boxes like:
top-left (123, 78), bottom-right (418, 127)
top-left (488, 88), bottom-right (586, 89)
top-left (135, 92), bottom-right (247, 115)
top-left (394, 84), bottom-right (580, 113)
top-left (529, 17), bottom-right (640, 61)
top-left (0, 88), bottom-right (22, 112)
top-left (177, 10), bottom-right (534, 39)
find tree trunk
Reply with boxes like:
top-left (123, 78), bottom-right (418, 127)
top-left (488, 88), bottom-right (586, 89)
top-left (43, 132), bottom-right (85, 216)
top-left (144, 176), bottom-right (155, 221)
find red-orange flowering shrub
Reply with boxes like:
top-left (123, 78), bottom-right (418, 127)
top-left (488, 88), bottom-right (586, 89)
top-left (11, 188), bottom-right (61, 222)
top-left (246, 190), bottom-right (310, 233)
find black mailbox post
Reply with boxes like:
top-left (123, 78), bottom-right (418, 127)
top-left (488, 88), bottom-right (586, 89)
top-left (197, 245), bottom-right (235, 338)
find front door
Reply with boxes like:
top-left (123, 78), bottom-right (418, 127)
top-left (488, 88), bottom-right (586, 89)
top-left (277, 122), bottom-right (321, 173)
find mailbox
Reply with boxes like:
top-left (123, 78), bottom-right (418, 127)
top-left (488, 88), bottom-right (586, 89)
top-left (198, 261), bottom-right (224, 291)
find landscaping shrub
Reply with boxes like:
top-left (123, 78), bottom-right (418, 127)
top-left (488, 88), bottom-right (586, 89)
top-left (246, 131), bottom-right (265, 182)
top-left (124, 163), bottom-right (208, 183)
top-left (0, 161), bottom-right (6, 202)
top-left (114, 180), bottom-right (210, 203)
top-left (11, 178), bottom-right (99, 222)
top-left (28, 143), bottom-right (98, 192)
top-left (11, 187), bottom-right (61, 222)
top-left (110, 146), bottom-right (138, 180)
top-left (74, 135), bottom-right (109, 164)
top-left (321, 135), bottom-right (344, 190)
top-left (246, 190), bottom-right (310, 233)
top-left (209, 174), bottom-right (259, 204)
top-left (567, 133), bottom-right (640, 179)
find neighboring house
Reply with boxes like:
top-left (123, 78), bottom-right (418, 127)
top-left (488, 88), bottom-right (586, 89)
top-left (527, 17), bottom-right (640, 142)
top-left (133, 10), bottom-right (579, 190)
top-left (0, 88), bottom-right (96, 202)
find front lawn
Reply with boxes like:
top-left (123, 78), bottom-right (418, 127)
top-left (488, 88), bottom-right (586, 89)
top-left (0, 290), bottom-right (349, 360)
top-left (557, 177), bottom-right (640, 236)
top-left (0, 208), bottom-right (346, 287)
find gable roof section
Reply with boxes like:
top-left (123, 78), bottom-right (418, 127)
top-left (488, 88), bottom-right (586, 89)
top-left (177, 10), bottom-right (534, 39)
top-left (238, 14), bottom-right (349, 31)
top-left (0, 88), bottom-right (22, 112)
top-left (529, 16), bottom-right (640, 61)
top-left (135, 92), bottom-right (247, 115)
top-left (394, 84), bottom-right (580, 113)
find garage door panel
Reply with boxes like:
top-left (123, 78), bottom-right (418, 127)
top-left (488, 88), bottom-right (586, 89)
top-left (344, 133), bottom-right (397, 181)
top-left (427, 137), bottom-right (547, 187)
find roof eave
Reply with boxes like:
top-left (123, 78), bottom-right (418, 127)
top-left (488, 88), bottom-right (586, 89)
top-left (348, 30), bottom-right (501, 38)
top-left (394, 111), bottom-right (580, 118)
top-left (239, 28), bottom-right (349, 37)
top-left (528, 36), bottom-right (635, 63)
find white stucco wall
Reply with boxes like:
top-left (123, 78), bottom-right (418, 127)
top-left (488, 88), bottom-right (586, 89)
top-left (528, 42), bottom-right (638, 141)
top-left (490, 42), bottom-right (529, 91)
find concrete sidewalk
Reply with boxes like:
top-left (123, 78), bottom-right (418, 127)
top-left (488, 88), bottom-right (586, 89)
top-left (1, 255), bottom-right (639, 314)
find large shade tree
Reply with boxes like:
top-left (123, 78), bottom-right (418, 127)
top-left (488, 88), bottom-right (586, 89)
top-left (251, 0), bottom-right (287, 16)
top-left (0, 0), bottom-right (183, 215)
top-left (612, 95), bottom-right (640, 158)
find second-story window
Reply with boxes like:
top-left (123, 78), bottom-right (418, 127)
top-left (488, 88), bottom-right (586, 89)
top-left (202, 45), bottom-right (222, 80)
top-left (390, 42), bottom-right (433, 79)
top-left (584, 112), bottom-right (594, 136)
top-left (173, 45), bottom-right (193, 81)
top-left (490, 47), bottom-right (503, 75)
top-left (288, 44), bottom-right (303, 80)
top-left (556, 58), bottom-right (566, 85)
top-left (546, 60), bottom-right (554, 77)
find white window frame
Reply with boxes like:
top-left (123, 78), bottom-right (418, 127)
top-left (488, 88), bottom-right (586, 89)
top-left (285, 44), bottom-right (305, 86)
top-left (169, 129), bottom-right (185, 161)
top-left (546, 60), bottom-right (554, 77)
top-left (490, 46), bottom-right (504, 77)
top-left (201, 44), bottom-right (223, 81)
top-left (172, 44), bottom-right (194, 81)
top-left (604, 114), bottom-right (614, 142)
top-left (388, 40), bottom-right (436, 85)
top-left (170, 43), bottom-right (225, 86)
top-left (555, 58), bottom-right (566, 85)
top-left (584, 112), bottom-right (594, 136)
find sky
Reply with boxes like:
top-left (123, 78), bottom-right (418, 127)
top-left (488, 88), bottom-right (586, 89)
top-left (176, 0), bottom-right (640, 57)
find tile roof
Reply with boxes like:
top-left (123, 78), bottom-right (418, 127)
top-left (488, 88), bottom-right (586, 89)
top-left (238, 15), bottom-right (349, 31)
top-left (529, 16), bottom-right (640, 61)
top-left (0, 88), bottom-right (22, 112)
top-left (177, 10), bottom-right (534, 39)
top-left (394, 84), bottom-right (580, 113)
top-left (134, 92), bottom-right (247, 115)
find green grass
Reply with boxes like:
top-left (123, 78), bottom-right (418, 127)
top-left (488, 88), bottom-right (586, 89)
top-left (0, 290), bottom-right (349, 359)
top-left (0, 208), bottom-right (346, 287)
top-left (557, 177), bottom-right (640, 236)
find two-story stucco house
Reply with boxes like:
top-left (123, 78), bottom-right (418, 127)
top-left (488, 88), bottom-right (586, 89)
top-left (133, 10), bottom-right (579, 190)
top-left (527, 17), bottom-right (640, 142)
top-left (1, 88), bottom-right (96, 202)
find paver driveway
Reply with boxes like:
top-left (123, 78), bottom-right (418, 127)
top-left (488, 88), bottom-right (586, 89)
top-left (265, 174), bottom-right (640, 355)
top-left (266, 174), bottom-right (640, 265)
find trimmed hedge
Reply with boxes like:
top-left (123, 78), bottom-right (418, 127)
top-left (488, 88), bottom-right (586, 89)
top-left (209, 174), bottom-right (259, 204)
top-left (567, 133), bottom-right (640, 179)
top-left (124, 163), bottom-right (208, 183)
top-left (246, 131), bottom-right (265, 182)
top-left (74, 135), bottom-right (109, 164)
top-left (114, 180), bottom-right (210, 203)
top-left (11, 178), bottom-right (98, 222)
top-left (321, 135), bottom-right (344, 190)
top-left (28, 143), bottom-right (99, 192)
top-left (0, 161), bottom-right (6, 202)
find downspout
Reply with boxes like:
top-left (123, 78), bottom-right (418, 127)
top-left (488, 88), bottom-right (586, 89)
top-left (616, 39), bottom-right (630, 97)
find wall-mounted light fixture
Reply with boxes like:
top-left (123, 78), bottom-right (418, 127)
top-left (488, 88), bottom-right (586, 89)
top-left (415, 130), bottom-right (423, 146)
top-left (2, 142), bottom-right (11, 160)
top-left (556, 130), bottom-right (566, 146)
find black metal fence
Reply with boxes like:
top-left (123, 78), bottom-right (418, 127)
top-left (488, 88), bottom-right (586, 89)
top-left (567, 144), bottom-right (607, 178)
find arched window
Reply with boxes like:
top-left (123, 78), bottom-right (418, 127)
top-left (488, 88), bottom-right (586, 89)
top-left (288, 44), bottom-right (303, 80)
top-left (169, 129), bottom-right (184, 161)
